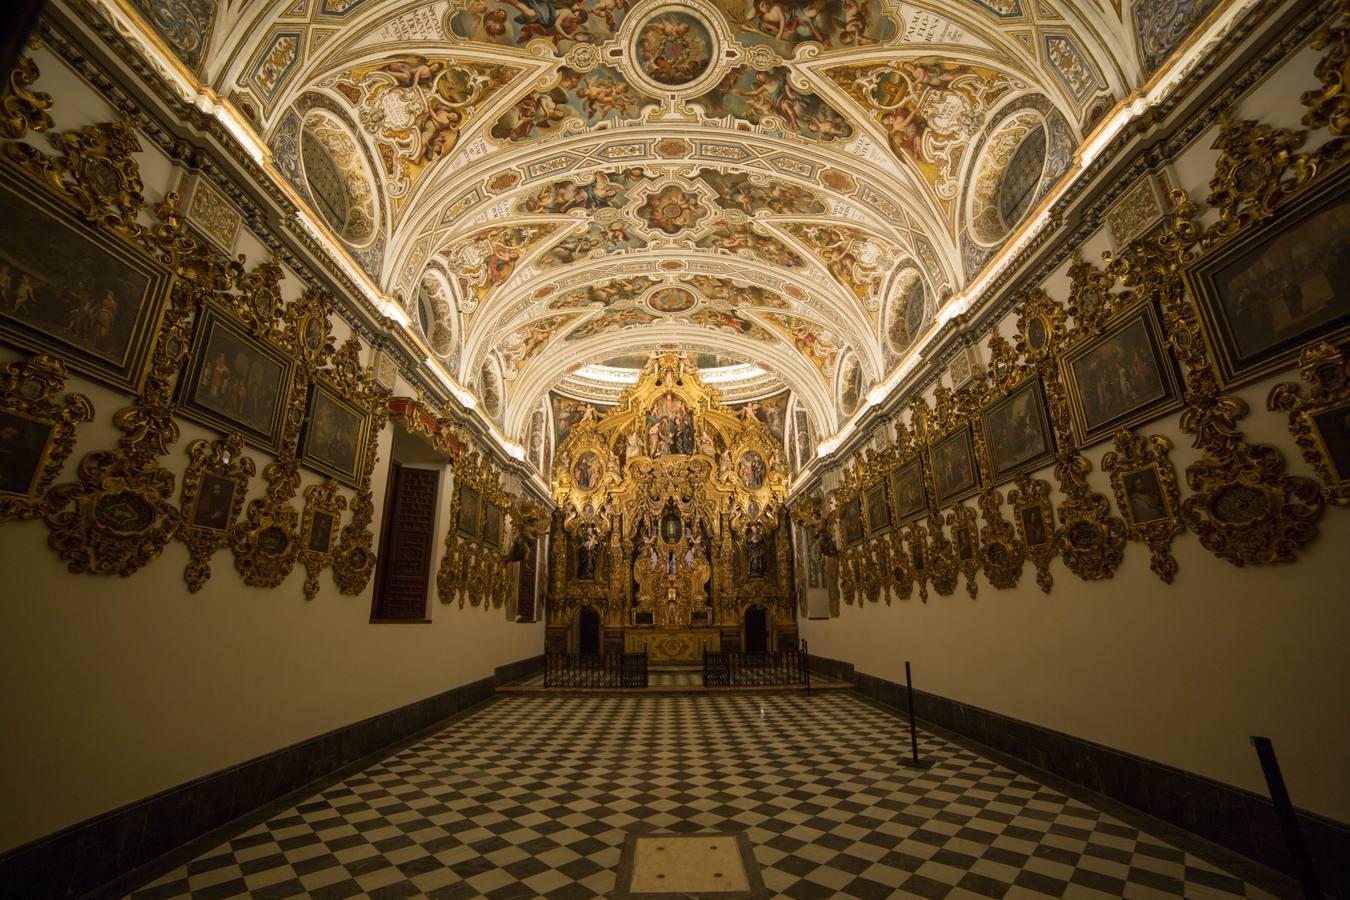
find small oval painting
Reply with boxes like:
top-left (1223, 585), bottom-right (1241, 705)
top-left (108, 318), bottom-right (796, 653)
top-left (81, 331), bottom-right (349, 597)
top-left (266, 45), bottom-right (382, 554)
top-left (649, 287), bottom-right (696, 313)
top-left (635, 11), bottom-right (714, 86)
top-left (737, 450), bottom-right (766, 490)
top-left (573, 450), bottom-right (602, 490)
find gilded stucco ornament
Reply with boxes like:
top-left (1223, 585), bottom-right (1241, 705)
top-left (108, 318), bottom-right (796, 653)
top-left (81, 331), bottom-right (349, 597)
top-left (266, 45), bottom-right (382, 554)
top-left (230, 288), bottom-right (335, 590)
top-left (1109, 112), bottom-right (1336, 568)
top-left (1267, 342), bottom-right (1350, 507)
top-left (1008, 473), bottom-right (1056, 593)
top-left (1102, 429), bottom-right (1185, 582)
top-left (328, 336), bottom-right (389, 597)
top-left (299, 480), bottom-right (347, 601)
top-left (1302, 0), bottom-right (1350, 138)
top-left (944, 504), bottom-right (981, 598)
top-left (178, 433), bottom-right (255, 592)
top-left (977, 487), bottom-right (1023, 590)
top-left (1, 54), bottom-right (54, 140)
top-left (0, 355), bottom-right (94, 523)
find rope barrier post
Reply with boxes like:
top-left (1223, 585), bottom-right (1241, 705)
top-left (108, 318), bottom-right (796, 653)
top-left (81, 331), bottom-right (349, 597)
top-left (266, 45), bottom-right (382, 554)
top-left (1251, 736), bottom-right (1324, 899)
top-left (901, 660), bottom-right (931, 769)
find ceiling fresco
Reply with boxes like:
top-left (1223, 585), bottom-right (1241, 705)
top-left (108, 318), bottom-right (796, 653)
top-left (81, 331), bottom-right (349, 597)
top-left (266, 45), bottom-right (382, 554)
top-left (123, 0), bottom-right (1213, 440)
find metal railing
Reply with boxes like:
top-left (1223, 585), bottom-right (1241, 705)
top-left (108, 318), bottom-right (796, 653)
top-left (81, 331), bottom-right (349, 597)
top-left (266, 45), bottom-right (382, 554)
top-left (544, 651), bottom-right (649, 688)
top-left (703, 646), bottom-right (811, 690)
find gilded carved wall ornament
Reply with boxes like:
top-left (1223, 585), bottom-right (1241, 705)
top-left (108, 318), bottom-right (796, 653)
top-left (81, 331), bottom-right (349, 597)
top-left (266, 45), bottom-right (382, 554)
top-left (1268, 342), bottom-right (1350, 506)
top-left (0, 355), bottom-right (93, 523)
top-left (944, 504), bottom-right (981, 598)
top-left (977, 487), bottom-right (1024, 590)
top-left (1302, 0), bottom-right (1350, 138)
top-left (1, 55), bottom-right (54, 140)
top-left (901, 522), bottom-right (930, 602)
top-left (5, 120), bottom-right (147, 233)
top-left (1102, 430), bottom-right (1184, 582)
top-left (178, 433), bottom-right (255, 592)
top-left (438, 443), bottom-right (510, 609)
top-left (299, 480), bottom-right (347, 601)
top-left (1009, 473), bottom-right (1057, 593)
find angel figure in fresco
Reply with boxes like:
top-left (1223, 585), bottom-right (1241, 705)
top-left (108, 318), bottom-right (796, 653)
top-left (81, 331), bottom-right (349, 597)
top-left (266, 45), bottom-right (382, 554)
top-left (579, 404), bottom-right (598, 425)
top-left (497, 0), bottom-right (588, 44)
top-left (380, 56), bottom-right (447, 89)
top-left (574, 75), bottom-right (639, 120)
top-left (741, 401), bottom-right (760, 423)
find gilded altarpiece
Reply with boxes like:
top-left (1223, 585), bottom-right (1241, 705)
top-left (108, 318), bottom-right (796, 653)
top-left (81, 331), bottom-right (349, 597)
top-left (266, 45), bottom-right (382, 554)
top-left (547, 354), bottom-right (792, 659)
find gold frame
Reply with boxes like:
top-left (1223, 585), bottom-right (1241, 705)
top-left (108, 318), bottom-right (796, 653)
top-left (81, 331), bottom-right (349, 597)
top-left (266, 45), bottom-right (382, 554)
top-left (1059, 301), bottom-right (1184, 447)
top-left (298, 480), bottom-right (347, 601)
top-left (1182, 169), bottom-right (1350, 389)
top-left (0, 160), bottom-right (174, 394)
top-left (979, 375), bottom-right (1057, 484)
top-left (0, 354), bottom-right (93, 521)
top-left (179, 433), bottom-right (255, 592)
top-left (299, 377), bottom-right (371, 488)
top-left (1269, 341), bottom-right (1350, 505)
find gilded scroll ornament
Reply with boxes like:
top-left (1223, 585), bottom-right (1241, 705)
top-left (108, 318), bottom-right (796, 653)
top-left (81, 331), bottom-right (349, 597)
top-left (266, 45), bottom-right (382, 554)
top-left (1009, 474), bottom-right (1057, 593)
top-left (1268, 342), bottom-right (1350, 505)
top-left (5, 120), bottom-right (147, 232)
top-left (901, 522), bottom-right (930, 602)
top-left (1302, 0), bottom-right (1350, 137)
top-left (178, 433), bottom-right (254, 592)
top-left (1054, 448), bottom-right (1126, 583)
top-left (0, 354), bottom-right (93, 522)
top-left (925, 521), bottom-right (959, 597)
top-left (1103, 429), bottom-right (1184, 582)
top-left (944, 504), bottom-right (981, 598)
top-left (977, 488), bottom-right (1023, 590)
top-left (1, 55), bottom-right (54, 140)
top-left (299, 480), bottom-right (347, 601)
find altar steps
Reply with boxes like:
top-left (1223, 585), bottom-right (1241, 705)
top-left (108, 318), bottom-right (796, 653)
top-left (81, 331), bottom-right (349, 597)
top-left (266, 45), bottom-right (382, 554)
top-left (496, 670), bottom-right (853, 696)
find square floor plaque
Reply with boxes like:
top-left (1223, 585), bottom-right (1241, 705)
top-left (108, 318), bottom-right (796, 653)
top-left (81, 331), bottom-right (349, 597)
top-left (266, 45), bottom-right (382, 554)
top-left (614, 831), bottom-right (768, 899)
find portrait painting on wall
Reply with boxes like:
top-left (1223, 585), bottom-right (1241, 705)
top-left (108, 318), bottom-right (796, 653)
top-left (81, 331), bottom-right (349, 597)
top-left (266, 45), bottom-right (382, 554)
top-left (805, 525), bottom-right (825, 589)
top-left (954, 525), bottom-right (975, 562)
top-left (1185, 175), bottom-right (1350, 387)
top-left (300, 382), bottom-right (369, 488)
top-left (930, 425), bottom-right (979, 506)
top-left (865, 482), bottom-right (890, 533)
top-left (178, 304), bottom-right (295, 452)
top-left (1120, 465), bottom-right (1170, 526)
top-left (981, 378), bottom-right (1056, 483)
top-left (0, 167), bottom-right (175, 393)
top-left (646, 392), bottom-right (696, 456)
top-left (482, 503), bottom-right (503, 548)
top-left (190, 472), bottom-right (238, 532)
top-left (738, 449), bottom-right (766, 490)
top-left (457, 484), bottom-right (481, 539)
top-left (1061, 303), bottom-right (1183, 446)
top-left (841, 496), bottom-right (864, 546)
top-left (0, 410), bottom-right (55, 499)
top-left (307, 510), bottom-right (335, 554)
top-left (1020, 505), bottom-right (1050, 547)
top-left (889, 458), bottom-right (927, 523)
top-left (1311, 402), bottom-right (1350, 485)
top-left (572, 450), bottom-right (602, 490)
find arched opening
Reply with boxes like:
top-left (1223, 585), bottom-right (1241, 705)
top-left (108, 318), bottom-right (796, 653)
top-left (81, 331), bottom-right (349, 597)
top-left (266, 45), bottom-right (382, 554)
top-left (743, 605), bottom-right (769, 654)
top-left (574, 606), bottom-right (601, 655)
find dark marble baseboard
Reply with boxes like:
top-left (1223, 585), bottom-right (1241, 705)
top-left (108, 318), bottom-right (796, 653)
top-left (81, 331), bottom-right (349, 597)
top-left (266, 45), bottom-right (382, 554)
top-left (0, 654), bottom-right (546, 900)
top-left (811, 655), bottom-right (1350, 898)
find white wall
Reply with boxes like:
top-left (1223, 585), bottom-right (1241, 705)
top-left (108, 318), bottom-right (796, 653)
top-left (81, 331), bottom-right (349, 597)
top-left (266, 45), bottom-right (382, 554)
top-left (0, 48), bottom-right (542, 854)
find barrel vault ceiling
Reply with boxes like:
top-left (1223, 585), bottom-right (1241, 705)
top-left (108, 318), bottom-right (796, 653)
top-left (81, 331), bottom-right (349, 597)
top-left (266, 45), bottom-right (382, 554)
top-left (133, 0), bottom-right (1165, 441)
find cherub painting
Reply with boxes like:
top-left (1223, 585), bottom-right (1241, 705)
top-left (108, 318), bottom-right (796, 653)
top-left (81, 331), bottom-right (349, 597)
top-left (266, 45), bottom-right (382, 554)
top-left (699, 66), bottom-right (852, 143)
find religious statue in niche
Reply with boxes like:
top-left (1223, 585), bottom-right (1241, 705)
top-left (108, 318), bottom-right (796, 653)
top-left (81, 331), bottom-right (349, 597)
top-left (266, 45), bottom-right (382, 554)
top-left (746, 522), bottom-right (770, 578)
top-left (576, 524), bottom-right (601, 580)
top-left (646, 393), bottom-right (695, 456)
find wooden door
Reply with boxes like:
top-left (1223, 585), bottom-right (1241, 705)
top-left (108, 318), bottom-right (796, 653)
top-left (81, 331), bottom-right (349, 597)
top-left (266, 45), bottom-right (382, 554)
top-left (372, 464), bottom-right (439, 620)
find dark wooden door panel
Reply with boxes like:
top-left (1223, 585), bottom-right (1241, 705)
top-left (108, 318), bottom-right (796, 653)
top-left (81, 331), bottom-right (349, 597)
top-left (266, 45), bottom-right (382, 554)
top-left (373, 465), bottom-right (439, 620)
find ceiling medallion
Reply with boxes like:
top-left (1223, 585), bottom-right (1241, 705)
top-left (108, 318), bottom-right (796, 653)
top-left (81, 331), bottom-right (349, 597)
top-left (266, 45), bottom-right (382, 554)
top-left (617, 0), bottom-right (740, 100)
top-left (645, 285), bottom-right (699, 313)
top-left (634, 180), bottom-right (714, 235)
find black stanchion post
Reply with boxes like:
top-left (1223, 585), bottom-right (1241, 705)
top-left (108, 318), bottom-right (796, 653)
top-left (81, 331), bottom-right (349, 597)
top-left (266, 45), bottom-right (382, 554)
top-left (1251, 736), bottom-right (1323, 899)
top-left (802, 640), bottom-right (812, 696)
top-left (901, 660), bottom-right (931, 769)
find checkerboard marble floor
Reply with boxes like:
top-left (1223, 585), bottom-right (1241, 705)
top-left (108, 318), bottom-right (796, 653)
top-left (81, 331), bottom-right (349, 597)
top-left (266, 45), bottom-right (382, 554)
top-left (126, 693), bottom-right (1282, 899)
